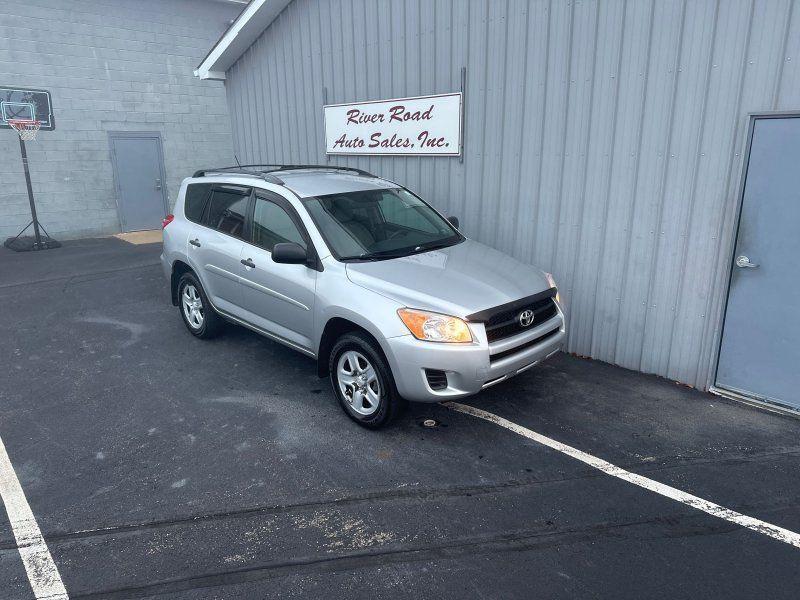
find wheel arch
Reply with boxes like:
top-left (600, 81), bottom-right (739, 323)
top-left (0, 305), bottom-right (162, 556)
top-left (316, 316), bottom-right (390, 378)
top-left (170, 260), bottom-right (195, 306)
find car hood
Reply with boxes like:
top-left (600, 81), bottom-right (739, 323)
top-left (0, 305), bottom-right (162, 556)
top-left (345, 239), bottom-right (551, 318)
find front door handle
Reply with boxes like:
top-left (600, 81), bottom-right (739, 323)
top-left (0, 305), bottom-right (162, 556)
top-left (735, 255), bottom-right (758, 268)
top-left (189, 238), bottom-right (201, 247)
top-left (241, 258), bottom-right (256, 268)
top-left (155, 178), bottom-right (162, 190)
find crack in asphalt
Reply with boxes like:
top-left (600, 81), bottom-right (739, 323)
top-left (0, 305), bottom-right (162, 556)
top-left (0, 262), bottom-right (161, 293)
top-left (1, 449), bottom-right (798, 552)
top-left (65, 510), bottom-right (776, 599)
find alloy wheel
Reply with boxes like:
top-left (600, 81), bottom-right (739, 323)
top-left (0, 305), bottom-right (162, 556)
top-left (337, 350), bottom-right (381, 416)
top-left (182, 284), bottom-right (204, 329)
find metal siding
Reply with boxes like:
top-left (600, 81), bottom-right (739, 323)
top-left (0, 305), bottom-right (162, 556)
top-left (223, 0), bottom-right (800, 390)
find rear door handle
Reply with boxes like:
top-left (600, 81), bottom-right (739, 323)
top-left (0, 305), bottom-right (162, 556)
top-left (189, 238), bottom-right (201, 247)
top-left (241, 258), bottom-right (255, 268)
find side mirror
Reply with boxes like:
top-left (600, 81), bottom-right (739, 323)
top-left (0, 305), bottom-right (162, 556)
top-left (448, 216), bottom-right (460, 229)
top-left (272, 242), bottom-right (308, 265)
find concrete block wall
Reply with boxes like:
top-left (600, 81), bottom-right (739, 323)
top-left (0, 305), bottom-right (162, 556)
top-left (0, 0), bottom-right (241, 240)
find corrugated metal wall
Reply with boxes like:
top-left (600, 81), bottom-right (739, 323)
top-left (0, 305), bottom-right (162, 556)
top-left (224, 0), bottom-right (800, 389)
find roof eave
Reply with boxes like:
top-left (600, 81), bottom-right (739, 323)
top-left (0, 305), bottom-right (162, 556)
top-left (195, 0), bottom-right (292, 80)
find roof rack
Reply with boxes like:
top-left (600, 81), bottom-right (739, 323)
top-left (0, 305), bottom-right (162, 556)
top-left (192, 164), bottom-right (377, 182)
top-left (191, 167), bottom-right (282, 183)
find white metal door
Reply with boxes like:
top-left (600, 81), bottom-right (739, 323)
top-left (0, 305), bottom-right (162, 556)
top-left (716, 116), bottom-right (800, 409)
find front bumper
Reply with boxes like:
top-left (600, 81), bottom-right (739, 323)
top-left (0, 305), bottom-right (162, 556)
top-left (385, 307), bottom-right (566, 402)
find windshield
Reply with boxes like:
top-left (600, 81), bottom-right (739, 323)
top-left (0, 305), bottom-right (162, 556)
top-left (303, 187), bottom-right (462, 260)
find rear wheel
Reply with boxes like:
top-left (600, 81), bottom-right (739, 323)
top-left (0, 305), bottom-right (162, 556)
top-left (177, 272), bottom-right (223, 338)
top-left (329, 332), bottom-right (403, 428)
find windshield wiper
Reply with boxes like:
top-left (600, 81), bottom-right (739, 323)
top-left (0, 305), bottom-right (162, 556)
top-left (339, 251), bottom-right (404, 261)
top-left (357, 250), bottom-right (409, 260)
top-left (414, 239), bottom-right (458, 253)
top-left (342, 238), bottom-right (460, 262)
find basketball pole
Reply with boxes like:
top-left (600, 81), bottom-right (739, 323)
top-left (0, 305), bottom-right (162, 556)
top-left (17, 134), bottom-right (43, 248)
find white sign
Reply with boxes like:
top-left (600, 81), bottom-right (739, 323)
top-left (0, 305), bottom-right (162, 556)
top-left (324, 93), bottom-right (462, 156)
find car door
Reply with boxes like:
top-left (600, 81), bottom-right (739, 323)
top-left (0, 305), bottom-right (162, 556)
top-left (188, 183), bottom-right (251, 316)
top-left (238, 191), bottom-right (317, 350)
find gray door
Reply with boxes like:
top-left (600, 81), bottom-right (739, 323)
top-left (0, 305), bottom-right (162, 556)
top-left (716, 116), bottom-right (800, 409)
top-left (109, 133), bottom-right (167, 232)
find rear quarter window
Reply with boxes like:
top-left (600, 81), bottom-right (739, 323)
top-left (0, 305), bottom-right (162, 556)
top-left (204, 186), bottom-right (250, 238)
top-left (184, 183), bottom-right (212, 223)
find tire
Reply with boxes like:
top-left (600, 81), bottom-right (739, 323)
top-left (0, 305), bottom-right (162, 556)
top-left (329, 332), bottom-right (404, 428)
top-left (177, 272), bottom-right (223, 339)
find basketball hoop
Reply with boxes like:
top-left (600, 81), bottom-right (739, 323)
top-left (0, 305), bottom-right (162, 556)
top-left (8, 119), bottom-right (41, 141)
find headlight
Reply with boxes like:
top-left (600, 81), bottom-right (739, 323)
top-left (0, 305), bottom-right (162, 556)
top-left (544, 272), bottom-right (561, 304)
top-left (397, 308), bottom-right (473, 343)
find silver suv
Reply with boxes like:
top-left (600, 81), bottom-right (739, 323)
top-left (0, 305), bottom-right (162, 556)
top-left (161, 166), bottom-right (565, 428)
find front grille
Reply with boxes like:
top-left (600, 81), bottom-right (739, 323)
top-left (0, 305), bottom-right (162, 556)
top-left (469, 289), bottom-right (558, 343)
top-left (425, 369), bottom-right (448, 391)
top-left (490, 327), bottom-right (560, 363)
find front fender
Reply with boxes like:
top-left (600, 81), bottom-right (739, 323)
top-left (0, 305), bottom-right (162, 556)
top-left (313, 260), bottom-right (411, 373)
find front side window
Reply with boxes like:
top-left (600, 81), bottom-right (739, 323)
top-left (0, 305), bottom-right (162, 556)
top-left (251, 196), bottom-right (306, 251)
top-left (204, 186), bottom-right (249, 237)
top-left (184, 183), bottom-right (212, 223)
top-left (303, 187), bottom-right (461, 260)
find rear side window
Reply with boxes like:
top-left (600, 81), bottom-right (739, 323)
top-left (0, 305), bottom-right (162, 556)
top-left (184, 183), bottom-right (212, 223)
top-left (204, 185), bottom-right (250, 238)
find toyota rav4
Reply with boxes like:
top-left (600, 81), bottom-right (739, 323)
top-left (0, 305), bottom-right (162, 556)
top-left (161, 165), bottom-right (565, 428)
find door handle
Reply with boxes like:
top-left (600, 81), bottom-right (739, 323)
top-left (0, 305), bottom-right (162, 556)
top-left (241, 258), bottom-right (256, 268)
top-left (735, 255), bottom-right (758, 269)
top-left (189, 238), bottom-right (201, 247)
top-left (155, 178), bottom-right (162, 190)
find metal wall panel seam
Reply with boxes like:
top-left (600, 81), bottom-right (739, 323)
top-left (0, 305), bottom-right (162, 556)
top-left (524, 0), bottom-right (552, 264)
top-left (611, 0), bottom-right (657, 368)
top-left (566, 0), bottom-right (602, 353)
top-left (587, 0), bottom-right (628, 358)
top-left (481, 0), bottom-right (508, 246)
top-left (494, 0), bottom-right (520, 252)
top-left (506, 0), bottom-right (533, 257)
top-left (543, 0), bottom-right (575, 272)
top-left (665, 0), bottom-right (720, 382)
top-left (697, 0), bottom-right (756, 390)
top-left (637, 0), bottom-right (688, 372)
top-left (458, 0), bottom-right (471, 224)
top-left (238, 49), bottom-right (252, 161)
top-left (254, 35), bottom-right (268, 161)
top-left (774, 0), bottom-right (800, 108)
top-left (284, 6), bottom-right (301, 163)
top-left (770, 0), bottom-right (793, 109)
top-left (297, 3), bottom-right (313, 161)
top-left (267, 27), bottom-right (283, 161)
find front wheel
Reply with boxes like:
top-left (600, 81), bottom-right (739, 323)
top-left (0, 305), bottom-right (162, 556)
top-left (329, 332), bottom-right (404, 428)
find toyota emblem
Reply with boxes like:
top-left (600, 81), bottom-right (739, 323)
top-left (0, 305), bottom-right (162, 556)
top-left (518, 309), bottom-right (535, 327)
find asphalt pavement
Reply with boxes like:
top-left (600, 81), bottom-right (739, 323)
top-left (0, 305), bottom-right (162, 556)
top-left (0, 236), bottom-right (798, 599)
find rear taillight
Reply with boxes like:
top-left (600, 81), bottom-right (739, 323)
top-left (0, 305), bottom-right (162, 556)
top-left (162, 214), bottom-right (174, 229)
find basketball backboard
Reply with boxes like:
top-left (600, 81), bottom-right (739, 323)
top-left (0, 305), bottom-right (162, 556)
top-left (0, 87), bottom-right (55, 130)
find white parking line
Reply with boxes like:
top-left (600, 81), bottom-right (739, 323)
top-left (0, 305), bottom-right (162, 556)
top-left (0, 435), bottom-right (69, 599)
top-left (445, 401), bottom-right (800, 549)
